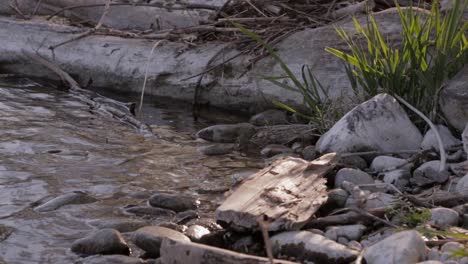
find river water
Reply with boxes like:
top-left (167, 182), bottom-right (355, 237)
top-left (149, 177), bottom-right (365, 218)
top-left (0, 77), bottom-right (261, 263)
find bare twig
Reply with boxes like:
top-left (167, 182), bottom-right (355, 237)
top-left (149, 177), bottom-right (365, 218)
top-left (9, 0), bottom-right (28, 19)
top-left (31, 0), bottom-right (43, 16)
top-left (139, 40), bottom-right (166, 113)
top-left (258, 216), bottom-right (274, 264)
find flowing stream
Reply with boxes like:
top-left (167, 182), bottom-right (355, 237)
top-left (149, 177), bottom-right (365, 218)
top-left (0, 77), bottom-right (261, 264)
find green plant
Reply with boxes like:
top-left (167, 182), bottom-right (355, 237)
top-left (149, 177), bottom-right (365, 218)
top-left (326, 0), bottom-right (468, 120)
top-left (231, 22), bottom-right (336, 132)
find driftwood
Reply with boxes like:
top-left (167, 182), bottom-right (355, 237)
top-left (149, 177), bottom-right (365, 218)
top-left (160, 239), bottom-right (298, 264)
top-left (216, 153), bottom-right (337, 231)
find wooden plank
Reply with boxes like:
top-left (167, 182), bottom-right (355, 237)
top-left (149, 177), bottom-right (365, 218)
top-left (160, 239), bottom-right (298, 264)
top-left (216, 153), bottom-right (337, 231)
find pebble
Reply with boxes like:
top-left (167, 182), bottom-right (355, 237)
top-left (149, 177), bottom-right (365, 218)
top-left (71, 228), bottom-right (130, 256)
top-left (339, 156), bottom-right (368, 170)
top-left (148, 193), bottom-right (199, 213)
top-left (249, 109), bottom-right (288, 126)
top-left (302, 145), bottom-right (316, 161)
top-left (430, 207), bottom-right (459, 227)
top-left (132, 226), bottom-right (190, 257)
top-left (260, 144), bottom-right (293, 158)
top-left (412, 161), bottom-right (450, 186)
top-left (382, 169), bottom-right (411, 190)
top-left (334, 168), bottom-right (374, 188)
top-left (196, 123), bottom-right (257, 143)
top-left (370, 156), bottom-right (412, 172)
top-left (325, 188), bottom-right (349, 209)
top-left (185, 225), bottom-right (210, 241)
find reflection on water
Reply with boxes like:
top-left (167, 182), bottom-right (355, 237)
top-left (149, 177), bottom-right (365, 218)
top-left (0, 77), bottom-right (260, 263)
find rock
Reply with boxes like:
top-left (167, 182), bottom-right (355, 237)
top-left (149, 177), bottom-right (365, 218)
top-left (122, 205), bottom-right (176, 218)
top-left (449, 161), bottom-right (468, 177)
top-left (80, 255), bottom-right (145, 264)
top-left (456, 174), bottom-right (468, 192)
top-left (363, 231), bottom-right (426, 264)
top-left (249, 110), bottom-right (288, 126)
top-left (148, 193), bottom-right (199, 213)
top-left (416, 262), bottom-right (443, 264)
top-left (347, 241), bottom-right (362, 252)
top-left (158, 222), bottom-right (188, 233)
top-left (231, 236), bottom-right (256, 254)
top-left (339, 155), bottom-right (368, 170)
top-left (421, 125), bottom-right (460, 150)
top-left (325, 224), bottom-right (366, 241)
top-left (185, 225), bottom-right (210, 241)
top-left (230, 169), bottom-right (258, 185)
top-left (347, 192), bottom-right (395, 210)
top-left (87, 219), bottom-right (148, 233)
top-left (270, 231), bottom-right (358, 263)
top-left (302, 145), bottom-right (316, 161)
top-left (260, 144), bottom-right (293, 157)
top-left (34, 191), bottom-right (97, 212)
top-left (132, 226), bottom-right (190, 257)
top-left (439, 65), bottom-right (468, 131)
top-left (325, 188), bottom-right (349, 209)
top-left (249, 125), bottom-right (316, 149)
top-left (464, 123), bottom-right (468, 154)
top-left (430, 208), bottom-right (459, 227)
top-left (317, 94), bottom-right (423, 153)
top-left (382, 169), bottom-right (411, 190)
top-left (291, 142), bottom-right (304, 153)
top-left (197, 144), bottom-right (235, 156)
top-left (175, 210), bottom-right (199, 224)
top-left (370, 156), bottom-right (412, 172)
top-left (334, 168), bottom-right (374, 188)
top-left (441, 241), bottom-right (464, 253)
top-left (0, 225), bottom-right (13, 242)
top-left (412, 161), bottom-right (450, 186)
top-left (196, 123), bottom-right (257, 143)
top-left (71, 228), bottom-right (130, 256)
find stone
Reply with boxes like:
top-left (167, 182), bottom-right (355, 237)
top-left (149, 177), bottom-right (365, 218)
top-left (175, 210), bottom-right (199, 224)
top-left (439, 65), bottom-right (468, 131)
top-left (347, 192), bottom-right (395, 210)
top-left (316, 94), bottom-right (423, 154)
top-left (260, 144), bottom-right (293, 157)
top-left (185, 225), bottom-right (210, 241)
top-left (249, 109), bottom-right (289, 126)
top-left (416, 262), bottom-right (443, 264)
top-left (122, 205), bottom-right (176, 218)
top-left (456, 174), bottom-right (468, 193)
top-left (325, 224), bottom-right (366, 241)
top-left (347, 241), bottom-right (362, 251)
top-left (34, 191), bottom-right (97, 212)
top-left (370, 156), bottom-right (412, 172)
top-left (132, 226), bottom-right (190, 257)
top-left (464, 123), bottom-right (468, 154)
top-left (382, 169), bottom-right (411, 190)
top-left (197, 144), bottom-right (235, 156)
top-left (421, 125), bottom-right (461, 151)
top-left (71, 228), bottom-right (130, 256)
top-left (363, 231), bottom-right (426, 264)
top-left (196, 123), bottom-right (257, 143)
top-left (0, 225), bottom-right (13, 242)
top-left (339, 155), bottom-right (368, 170)
top-left (430, 208), bottom-right (459, 227)
top-left (87, 219), bottom-right (148, 233)
top-left (334, 168), bottom-right (374, 188)
top-left (302, 145), bottom-right (316, 161)
top-left (325, 188), bottom-right (349, 209)
top-left (149, 193), bottom-right (199, 213)
top-left (291, 142), bottom-right (304, 153)
top-left (441, 241), bottom-right (464, 253)
top-left (270, 231), bottom-right (359, 263)
top-left (80, 255), bottom-right (145, 264)
top-left (412, 161), bottom-right (450, 186)
top-left (449, 161), bottom-right (468, 177)
top-left (230, 169), bottom-right (258, 185)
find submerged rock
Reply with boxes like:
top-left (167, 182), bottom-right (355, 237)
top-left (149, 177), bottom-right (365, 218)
top-left (334, 168), bottom-right (374, 188)
top-left (80, 255), bottom-right (145, 264)
top-left (421, 125), bottom-right (460, 151)
top-left (87, 219), bottom-right (148, 233)
top-left (196, 123), bottom-right (257, 143)
top-left (363, 230), bottom-right (426, 264)
top-left (34, 191), bottom-right (97, 212)
top-left (317, 94), bottom-right (422, 153)
top-left (270, 231), bottom-right (358, 263)
top-left (249, 109), bottom-right (289, 126)
top-left (71, 228), bottom-right (130, 256)
top-left (132, 226), bottom-right (190, 257)
top-left (122, 205), bottom-right (176, 218)
top-left (148, 193), bottom-right (199, 213)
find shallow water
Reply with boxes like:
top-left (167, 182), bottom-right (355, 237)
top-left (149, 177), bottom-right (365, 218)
top-left (0, 77), bottom-right (261, 263)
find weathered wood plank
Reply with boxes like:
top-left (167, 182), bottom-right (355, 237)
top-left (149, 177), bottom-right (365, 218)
top-left (216, 153), bottom-right (337, 231)
top-left (160, 239), bottom-right (298, 264)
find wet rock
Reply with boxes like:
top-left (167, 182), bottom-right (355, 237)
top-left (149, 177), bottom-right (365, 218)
top-left (71, 228), bottom-right (130, 256)
top-left (334, 168), bottom-right (374, 188)
top-left (439, 65), bottom-right (468, 131)
top-left (382, 169), bottom-right (411, 190)
top-left (185, 225), bottom-right (210, 241)
top-left (250, 124), bottom-right (316, 149)
top-left (370, 156), bottom-right (412, 172)
top-left (87, 219), bottom-right (148, 233)
top-left (412, 161), bottom-right (450, 186)
top-left (339, 155), bottom-right (368, 170)
top-left (148, 193), bottom-right (199, 213)
top-left (456, 174), bottom-right (468, 192)
top-left (175, 210), bottom-right (199, 224)
top-left (325, 188), bottom-right (349, 209)
top-left (270, 231), bottom-right (359, 264)
top-left (464, 123), bottom-right (468, 154)
top-left (249, 109), bottom-right (288, 126)
top-left (196, 123), bottom-right (257, 143)
top-left (317, 94), bottom-right (423, 153)
top-left (302, 145), bottom-right (316, 161)
top-left (197, 144), bottom-right (235, 156)
top-left (34, 191), bottom-right (97, 212)
top-left (421, 125), bottom-right (460, 151)
top-left (122, 205), bottom-right (176, 218)
top-left (363, 231), bottom-right (426, 264)
top-left (430, 208), bottom-right (459, 227)
top-left (158, 222), bottom-right (188, 233)
top-left (80, 255), bottom-right (145, 264)
top-left (325, 224), bottom-right (366, 241)
top-left (132, 226), bottom-right (190, 257)
top-left (0, 224), bottom-right (13, 242)
top-left (260, 144), bottom-right (293, 158)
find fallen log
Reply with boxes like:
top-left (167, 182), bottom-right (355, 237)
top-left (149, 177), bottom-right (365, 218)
top-left (160, 239), bottom-right (298, 264)
top-left (216, 153), bottom-right (337, 231)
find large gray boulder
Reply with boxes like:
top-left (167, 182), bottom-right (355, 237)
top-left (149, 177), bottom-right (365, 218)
top-left (317, 94), bottom-right (423, 153)
top-left (440, 65), bottom-right (468, 131)
top-left (363, 230), bottom-right (426, 264)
